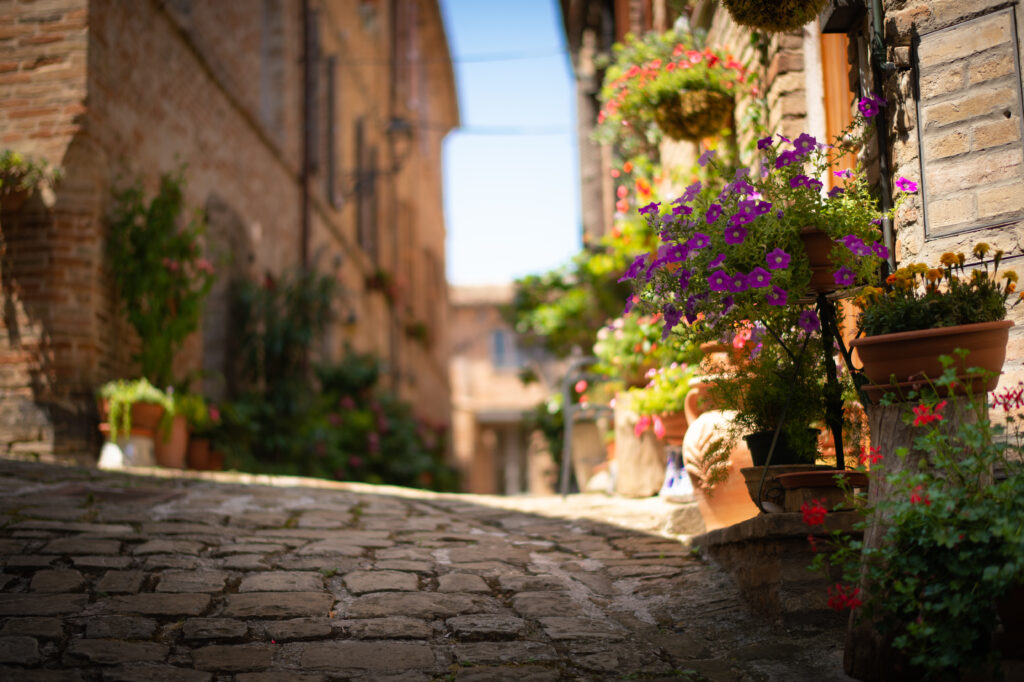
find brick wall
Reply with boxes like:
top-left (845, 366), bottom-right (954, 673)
top-left (0, 0), bottom-right (457, 462)
top-left (881, 0), bottom-right (1024, 390)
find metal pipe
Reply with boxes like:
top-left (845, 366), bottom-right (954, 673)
top-left (870, 0), bottom-right (897, 273)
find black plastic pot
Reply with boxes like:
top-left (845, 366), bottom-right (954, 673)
top-left (743, 428), bottom-right (818, 466)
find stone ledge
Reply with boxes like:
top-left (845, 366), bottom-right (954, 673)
top-left (692, 512), bottom-right (862, 625)
top-left (693, 510), bottom-right (860, 548)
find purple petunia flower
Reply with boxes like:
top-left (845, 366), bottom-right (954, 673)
top-left (798, 310), bottom-right (821, 333)
top-left (895, 177), bottom-right (918, 193)
top-left (841, 234), bottom-right (865, 250)
top-left (639, 201), bottom-right (660, 216)
top-left (680, 181), bottom-right (702, 203)
top-left (720, 295), bottom-right (735, 313)
top-left (790, 174), bottom-right (810, 189)
top-left (619, 253), bottom-right (647, 282)
top-left (698, 149), bottom-right (716, 167)
top-left (666, 244), bottom-right (690, 262)
top-left (661, 304), bottom-right (683, 340)
top-left (729, 273), bottom-right (749, 293)
top-left (708, 270), bottom-right (730, 292)
top-left (857, 94), bottom-right (886, 119)
top-left (724, 225), bottom-right (748, 245)
top-left (747, 266), bottom-right (771, 288)
top-left (688, 232), bottom-right (710, 250)
top-left (678, 268), bottom-right (692, 290)
top-left (705, 203), bottom-right (723, 224)
top-left (828, 186), bottom-right (845, 198)
top-left (766, 248), bottom-right (790, 270)
top-left (757, 136), bottom-right (774, 150)
top-left (834, 169), bottom-right (853, 179)
top-left (807, 178), bottom-right (823, 192)
top-left (708, 252), bottom-right (726, 270)
top-left (735, 167), bottom-right (751, 179)
top-left (766, 286), bottom-right (788, 306)
top-left (872, 243), bottom-right (889, 259)
top-left (833, 266), bottom-right (856, 286)
top-left (624, 295), bottom-right (636, 314)
top-left (775, 150), bottom-right (797, 168)
top-left (793, 133), bottom-right (817, 155)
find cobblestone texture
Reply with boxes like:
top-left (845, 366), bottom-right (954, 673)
top-left (0, 460), bottom-right (854, 680)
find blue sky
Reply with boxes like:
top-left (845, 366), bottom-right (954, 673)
top-left (439, 0), bottom-right (581, 286)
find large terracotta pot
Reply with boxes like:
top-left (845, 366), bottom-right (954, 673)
top-left (799, 226), bottom-right (837, 294)
top-left (849, 320), bottom-right (1014, 401)
top-left (682, 410), bottom-right (759, 530)
top-left (154, 414), bottom-right (188, 468)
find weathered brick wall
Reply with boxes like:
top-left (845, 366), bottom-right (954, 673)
top-left (0, 0), bottom-right (457, 462)
top-left (881, 0), bottom-right (1024, 389)
top-left (0, 0), bottom-right (91, 462)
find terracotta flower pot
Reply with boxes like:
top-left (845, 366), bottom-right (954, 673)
top-left (799, 226), bottom-right (838, 294)
top-left (775, 469), bottom-right (868, 512)
top-left (740, 464), bottom-right (831, 512)
top-left (849, 320), bottom-right (1014, 401)
top-left (153, 414), bottom-right (188, 469)
top-left (659, 410), bottom-right (689, 446)
top-left (187, 437), bottom-right (223, 470)
top-left (130, 401), bottom-right (166, 432)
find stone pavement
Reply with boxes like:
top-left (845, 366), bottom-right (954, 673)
top-left (0, 460), bottom-right (854, 681)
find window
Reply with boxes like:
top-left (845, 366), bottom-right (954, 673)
top-left (491, 329), bottom-right (521, 369)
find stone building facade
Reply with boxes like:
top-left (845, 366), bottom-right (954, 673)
top-left (0, 0), bottom-right (458, 462)
top-left (448, 284), bottom-right (560, 495)
top-left (563, 0), bottom-right (1023, 392)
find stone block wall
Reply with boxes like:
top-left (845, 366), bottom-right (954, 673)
top-left (881, 0), bottom-right (1024, 391)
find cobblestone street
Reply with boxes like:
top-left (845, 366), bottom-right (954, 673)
top-left (0, 460), bottom-right (853, 681)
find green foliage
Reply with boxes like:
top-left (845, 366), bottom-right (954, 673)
top-left (505, 224), bottom-right (647, 359)
top-left (97, 378), bottom-right (172, 441)
top-left (107, 169), bottom-right (216, 388)
top-left (811, 363), bottom-right (1024, 678)
top-left (706, 338), bottom-right (825, 464)
top-left (0, 149), bottom-right (60, 197)
top-left (212, 271), bottom-right (457, 491)
top-left (857, 245), bottom-right (1022, 337)
top-left (624, 360), bottom-right (699, 416)
top-left (596, 29), bottom-right (750, 156)
top-left (593, 314), bottom-right (695, 386)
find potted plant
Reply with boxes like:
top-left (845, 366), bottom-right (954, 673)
top-left (181, 398), bottom-right (223, 470)
top-left (597, 29), bottom-right (750, 155)
top-left (592, 313), bottom-right (681, 388)
top-left (620, 93), bottom-right (903, 470)
top-left (107, 168), bottom-right (216, 389)
top-left (0, 149), bottom-right (60, 212)
top-left (97, 378), bottom-right (172, 443)
top-left (850, 243), bottom-right (1021, 400)
top-left (721, 0), bottom-right (829, 33)
top-left (805, 368), bottom-right (1024, 678)
top-left (623, 360), bottom-right (699, 446)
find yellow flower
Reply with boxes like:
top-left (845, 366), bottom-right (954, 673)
top-left (926, 268), bottom-right (943, 282)
top-left (1002, 269), bottom-right (1018, 284)
top-left (973, 243), bottom-right (991, 258)
top-left (1009, 283), bottom-right (1017, 294)
top-left (910, 263), bottom-right (929, 275)
top-left (939, 252), bottom-right (958, 267)
top-left (957, 252), bottom-right (966, 266)
top-left (885, 274), bottom-right (898, 285)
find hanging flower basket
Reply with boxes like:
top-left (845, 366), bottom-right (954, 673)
top-left (721, 0), bottom-right (829, 33)
top-left (654, 90), bottom-right (734, 142)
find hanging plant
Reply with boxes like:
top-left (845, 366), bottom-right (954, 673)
top-left (721, 0), bottom-right (829, 33)
top-left (597, 29), bottom-right (750, 155)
